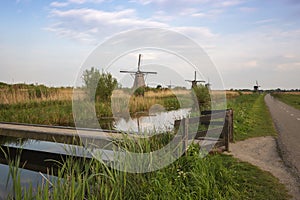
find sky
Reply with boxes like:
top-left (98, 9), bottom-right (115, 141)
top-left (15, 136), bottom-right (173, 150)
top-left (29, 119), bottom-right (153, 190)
top-left (0, 0), bottom-right (300, 89)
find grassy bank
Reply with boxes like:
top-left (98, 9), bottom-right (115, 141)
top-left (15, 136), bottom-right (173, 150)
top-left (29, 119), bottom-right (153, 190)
top-left (271, 93), bottom-right (300, 110)
top-left (227, 93), bottom-right (277, 141)
top-left (0, 89), bottom-right (193, 127)
top-left (0, 90), bottom-right (290, 199)
top-left (6, 145), bottom-right (289, 200)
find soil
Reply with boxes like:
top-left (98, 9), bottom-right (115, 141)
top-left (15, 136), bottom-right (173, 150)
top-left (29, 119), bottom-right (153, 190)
top-left (228, 136), bottom-right (300, 200)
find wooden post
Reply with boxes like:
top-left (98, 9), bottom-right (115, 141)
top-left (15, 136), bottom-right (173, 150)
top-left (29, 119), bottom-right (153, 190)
top-left (182, 117), bottom-right (189, 154)
top-left (228, 109), bottom-right (234, 142)
top-left (224, 111), bottom-right (230, 151)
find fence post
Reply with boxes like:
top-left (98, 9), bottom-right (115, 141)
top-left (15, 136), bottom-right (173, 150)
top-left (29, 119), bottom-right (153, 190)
top-left (229, 109), bottom-right (234, 142)
top-left (224, 111), bottom-right (230, 151)
top-left (182, 117), bottom-right (189, 154)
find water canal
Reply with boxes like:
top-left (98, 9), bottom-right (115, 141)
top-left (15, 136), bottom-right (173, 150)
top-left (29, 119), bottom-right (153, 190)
top-left (0, 108), bottom-right (191, 198)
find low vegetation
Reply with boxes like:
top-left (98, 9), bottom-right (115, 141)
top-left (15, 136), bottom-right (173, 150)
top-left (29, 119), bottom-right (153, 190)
top-left (271, 92), bottom-right (300, 110)
top-left (0, 82), bottom-right (72, 104)
top-left (227, 93), bottom-right (277, 141)
top-left (0, 77), bottom-right (290, 199)
top-left (4, 144), bottom-right (289, 200)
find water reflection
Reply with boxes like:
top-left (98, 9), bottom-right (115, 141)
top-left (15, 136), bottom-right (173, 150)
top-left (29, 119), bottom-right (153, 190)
top-left (114, 108), bottom-right (191, 134)
top-left (0, 163), bottom-right (56, 199)
top-left (0, 136), bottom-right (28, 146)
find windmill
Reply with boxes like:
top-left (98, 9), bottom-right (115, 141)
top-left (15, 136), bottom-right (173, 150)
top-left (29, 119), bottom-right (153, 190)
top-left (120, 54), bottom-right (157, 89)
top-left (205, 78), bottom-right (211, 90)
top-left (185, 71), bottom-right (205, 88)
top-left (253, 80), bottom-right (261, 92)
top-left (166, 80), bottom-right (175, 89)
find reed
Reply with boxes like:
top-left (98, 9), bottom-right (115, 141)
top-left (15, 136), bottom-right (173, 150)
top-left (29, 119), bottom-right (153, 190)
top-left (0, 87), bottom-right (73, 105)
top-left (3, 143), bottom-right (289, 200)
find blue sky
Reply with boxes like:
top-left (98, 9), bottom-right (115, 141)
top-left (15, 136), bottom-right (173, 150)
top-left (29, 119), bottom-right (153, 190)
top-left (1, 0), bottom-right (300, 89)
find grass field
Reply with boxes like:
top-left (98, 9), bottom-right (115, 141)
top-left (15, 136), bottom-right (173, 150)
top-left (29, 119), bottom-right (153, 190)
top-left (227, 93), bottom-right (277, 141)
top-left (271, 92), bottom-right (300, 110)
top-left (0, 89), bottom-right (290, 199)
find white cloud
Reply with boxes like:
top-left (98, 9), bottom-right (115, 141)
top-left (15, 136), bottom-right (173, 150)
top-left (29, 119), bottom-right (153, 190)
top-left (150, 11), bottom-right (174, 22)
top-left (50, 1), bottom-right (69, 7)
top-left (283, 54), bottom-right (296, 59)
top-left (239, 6), bottom-right (257, 13)
top-left (277, 62), bottom-right (300, 71)
top-left (254, 19), bottom-right (276, 25)
top-left (173, 26), bottom-right (217, 39)
top-left (47, 8), bottom-right (168, 44)
top-left (191, 9), bottom-right (223, 18)
top-left (243, 60), bottom-right (257, 68)
top-left (216, 0), bottom-right (243, 7)
top-left (50, 0), bottom-right (105, 7)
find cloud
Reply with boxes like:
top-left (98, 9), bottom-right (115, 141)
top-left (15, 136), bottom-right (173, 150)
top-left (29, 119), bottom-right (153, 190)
top-left (254, 19), bottom-right (276, 25)
top-left (216, 0), bottom-right (243, 7)
top-left (130, 0), bottom-right (244, 13)
top-left (277, 62), bottom-right (300, 71)
top-left (50, 1), bottom-right (69, 7)
top-left (191, 9), bottom-right (223, 18)
top-left (46, 8), bottom-right (168, 44)
top-left (173, 26), bottom-right (217, 39)
top-left (283, 54), bottom-right (296, 59)
top-left (243, 60), bottom-right (257, 68)
top-left (50, 0), bottom-right (105, 7)
top-left (239, 6), bottom-right (257, 13)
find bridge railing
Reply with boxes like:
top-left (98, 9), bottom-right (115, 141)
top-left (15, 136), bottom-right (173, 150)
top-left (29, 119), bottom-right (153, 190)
top-left (174, 109), bottom-right (233, 151)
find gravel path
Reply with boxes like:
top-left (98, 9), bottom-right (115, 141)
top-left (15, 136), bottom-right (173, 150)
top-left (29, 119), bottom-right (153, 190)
top-left (229, 136), bottom-right (300, 200)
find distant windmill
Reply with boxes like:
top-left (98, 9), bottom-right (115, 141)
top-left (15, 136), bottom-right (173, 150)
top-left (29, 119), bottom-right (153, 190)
top-left (120, 54), bottom-right (157, 89)
top-left (185, 71), bottom-right (205, 88)
top-left (253, 80), bottom-right (261, 92)
top-left (205, 78), bottom-right (211, 90)
top-left (166, 80), bottom-right (176, 89)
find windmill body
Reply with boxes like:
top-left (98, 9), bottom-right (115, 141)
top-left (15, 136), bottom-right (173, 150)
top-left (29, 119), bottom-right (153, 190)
top-left (185, 71), bottom-right (205, 88)
top-left (133, 72), bottom-right (146, 88)
top-left (253, 80), bottom-right (261, 92)
top-left (120, 54), bottom-right (157, 89)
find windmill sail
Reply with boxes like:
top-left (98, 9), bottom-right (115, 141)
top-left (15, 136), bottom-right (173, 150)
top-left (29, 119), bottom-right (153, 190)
top-left (120, 54), bottom-right (157, 89)
top-left (185, 71), bottom-right (205, 88)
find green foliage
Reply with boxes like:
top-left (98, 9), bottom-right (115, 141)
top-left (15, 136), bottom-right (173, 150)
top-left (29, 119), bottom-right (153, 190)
top-left (133, 87), bottom-right (145, 96)
top-left (6, 146), bottom-right (289, 200)
top-left (192, 85), bottom-right (210, 111)
top-left (163, 97), bottom-right (180, 110)
top-left (82, 67), bottom-right (118, 102)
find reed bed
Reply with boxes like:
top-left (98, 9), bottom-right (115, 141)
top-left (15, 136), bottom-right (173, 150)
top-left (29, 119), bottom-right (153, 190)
top-left (3, 143), bottom-right (289, 200)
top-left (0, 88), bottom-right (73, 105)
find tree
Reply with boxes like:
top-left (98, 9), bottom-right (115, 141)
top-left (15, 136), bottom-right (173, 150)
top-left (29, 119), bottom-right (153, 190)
top-left (82, 67), bottom-right (118, 102)
top-left (192, 84), bottom-right (210, 111)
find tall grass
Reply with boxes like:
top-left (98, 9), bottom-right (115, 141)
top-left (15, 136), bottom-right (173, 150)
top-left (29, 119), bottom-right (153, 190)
top-left (4, 143), bottom-right (289, 200)
top-left (0, 87), bottom-right (73, 105)
top-left (111, 89), bottom-right (191, 116)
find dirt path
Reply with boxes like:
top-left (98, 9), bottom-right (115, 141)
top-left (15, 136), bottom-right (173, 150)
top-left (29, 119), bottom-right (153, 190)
top-left (229, 136), bottom-right (300, 200)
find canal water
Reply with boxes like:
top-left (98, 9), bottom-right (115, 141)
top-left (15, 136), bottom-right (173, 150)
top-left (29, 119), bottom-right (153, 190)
top-left (114, 108), bottom-right (191, 134)
top-left (0, 108), bottom-right (191, 198)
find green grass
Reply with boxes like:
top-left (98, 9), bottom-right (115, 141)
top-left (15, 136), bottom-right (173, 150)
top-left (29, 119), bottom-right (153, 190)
top-left (0, 93), bottom-right (291, 199)
top-left (5, 145), bottom-right (289, 200)
top-left (272, 93), bottom-right (300, 110)
top-left (227, 93), bottom-right (277, 141)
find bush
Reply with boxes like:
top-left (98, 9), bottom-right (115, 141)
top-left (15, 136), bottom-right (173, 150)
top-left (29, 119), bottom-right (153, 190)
top-left (192, 85), bottom-right (210, 111)
top-left (82, 67), bottom-right (118, 102)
